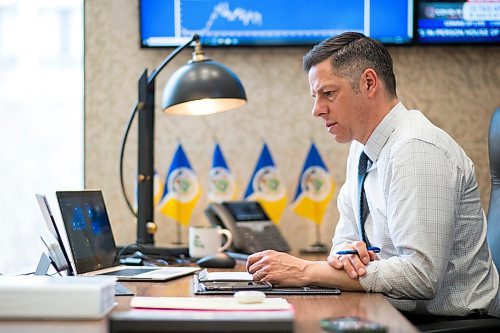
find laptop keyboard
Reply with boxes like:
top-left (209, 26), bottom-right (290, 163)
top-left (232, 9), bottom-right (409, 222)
top-left (101, 268), bottom-right (158, 276)
top-left (115, 282), bottom-right (134, 296)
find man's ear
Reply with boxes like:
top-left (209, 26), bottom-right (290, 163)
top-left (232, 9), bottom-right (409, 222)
top-left (362, 69), bottom-right (378, 98)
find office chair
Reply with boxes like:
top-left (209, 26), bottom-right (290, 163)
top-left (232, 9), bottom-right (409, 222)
top-left (414, 109), bottom-right (500, 333)
top-left (487, 108), bottom-right (500, 269)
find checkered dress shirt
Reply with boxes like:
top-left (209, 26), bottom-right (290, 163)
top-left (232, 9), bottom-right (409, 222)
top-left (332, 103), bottom-right (499, 316)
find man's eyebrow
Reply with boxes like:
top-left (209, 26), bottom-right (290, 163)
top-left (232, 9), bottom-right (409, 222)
top-left (316, 84), bottom-right (338, 93)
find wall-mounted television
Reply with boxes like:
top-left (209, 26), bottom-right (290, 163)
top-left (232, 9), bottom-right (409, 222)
top-left (417, 0), bottom-right (500, 44)
top-left (140, 0), bottom-right (414, 47)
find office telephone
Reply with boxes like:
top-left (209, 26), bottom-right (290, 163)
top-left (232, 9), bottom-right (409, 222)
top-left (204, 201), bottom-right (290, 254)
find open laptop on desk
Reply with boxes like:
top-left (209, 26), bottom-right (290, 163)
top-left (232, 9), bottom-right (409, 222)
top-left (36, 193), bottom-right (132, 296)
top-left (55, 190), bottom-right (198, 281)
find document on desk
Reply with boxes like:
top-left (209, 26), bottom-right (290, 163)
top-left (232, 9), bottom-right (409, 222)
top-left (110, 296), bottom-right (295, 333)
top-left (131, 296), bottom-right (292, 311)
top-left (198, 269), bottom-right (253, 282)
top-left (110, 307), bottom-right (294, 333)
top-left (194, 269), bottom-right (341, 295)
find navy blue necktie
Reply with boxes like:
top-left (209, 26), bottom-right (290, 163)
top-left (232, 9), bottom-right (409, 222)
top-left (357, 151), bottom-right (371, 246)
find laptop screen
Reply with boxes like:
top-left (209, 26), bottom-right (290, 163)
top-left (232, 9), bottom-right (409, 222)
top-left (56, 190), bottom-right (117, 273)
top-left (35, 194), bottom-right (73, 274)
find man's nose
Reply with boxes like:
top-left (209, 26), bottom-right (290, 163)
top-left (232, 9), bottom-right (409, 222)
top-left (312, 99), bottom-right (325, 118)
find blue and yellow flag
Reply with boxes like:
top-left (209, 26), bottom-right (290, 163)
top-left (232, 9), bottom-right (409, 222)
top-left (208, 143), bottom-right (237, 203)
top-left (244, 143), bottom-right (287, 224)
top-left (158, 144), bottom-right (200, 227)
top-left (292, 142), bottom-right (335, 225)
top-left (153, 171), bottom-right (164, 206)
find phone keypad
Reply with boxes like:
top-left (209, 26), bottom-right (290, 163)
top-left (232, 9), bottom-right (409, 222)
top-left (240, 226), bottom-right (290, 254)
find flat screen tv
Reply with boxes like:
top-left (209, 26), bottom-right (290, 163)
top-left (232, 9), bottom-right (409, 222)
top-left (417, 0), bottom-right (500, 44)
top-left (140, 0), bottom-right (414, 47)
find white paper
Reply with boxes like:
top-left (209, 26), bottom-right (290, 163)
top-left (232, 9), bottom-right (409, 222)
top-left (199, 271), bottom-right (253, 282)
top-left (114, 308), bottom-right (295, 321)
top-left (131, 296), bottom-right (292, 311)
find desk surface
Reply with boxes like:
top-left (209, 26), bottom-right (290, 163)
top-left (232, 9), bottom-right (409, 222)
top-left (0, 263), bottom-right (418, 333)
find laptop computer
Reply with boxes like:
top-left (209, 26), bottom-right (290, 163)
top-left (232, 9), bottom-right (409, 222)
top-left (55, 190), bottom-right (198, 281)
top-left (35, 193), bottom-right (74, 275)
top-left (36, 193), bottom-right (135, 295)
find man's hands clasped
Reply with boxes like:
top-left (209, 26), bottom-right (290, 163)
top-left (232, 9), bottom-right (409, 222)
top-left (246, 250), bottom-right (310, 286)
top-left (245, 241), bottom-right (379, 288)
top-left (327, 241), bottom-right (379, 279)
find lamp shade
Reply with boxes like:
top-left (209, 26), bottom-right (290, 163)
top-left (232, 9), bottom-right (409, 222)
top-left (161, 59), bottom-right (247, 116)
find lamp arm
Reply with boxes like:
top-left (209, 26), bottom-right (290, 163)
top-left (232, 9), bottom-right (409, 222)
top-left (147, 34), bottom-right (199, 84)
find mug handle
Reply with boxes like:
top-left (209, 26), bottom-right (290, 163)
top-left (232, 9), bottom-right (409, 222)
top-left (218, 229), bottom-right (233, 252)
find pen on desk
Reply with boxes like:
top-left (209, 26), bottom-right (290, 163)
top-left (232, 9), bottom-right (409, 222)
top-left (336, 246), bottom-right (381, 255)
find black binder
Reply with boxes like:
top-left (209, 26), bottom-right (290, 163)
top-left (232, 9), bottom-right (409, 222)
top-left (109, 309), bottom-right (294, 333)
top-left (193, 271), bottom-right (341, 295)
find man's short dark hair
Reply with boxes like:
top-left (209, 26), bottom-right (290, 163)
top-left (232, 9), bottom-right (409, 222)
top-left (303, 32), bottom-right (397, 97)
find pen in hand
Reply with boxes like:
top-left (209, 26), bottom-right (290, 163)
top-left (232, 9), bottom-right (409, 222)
top-left (336, 246), bottom-right (381, 255)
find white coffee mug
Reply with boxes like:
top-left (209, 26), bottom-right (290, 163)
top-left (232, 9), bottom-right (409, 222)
top-left (188, 225), bottom-right (233, 259)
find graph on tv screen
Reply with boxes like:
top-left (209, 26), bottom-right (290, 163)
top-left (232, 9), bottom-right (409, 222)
top-left (417, 0), bottom-right (500, 44)
top-left (140, 0), bottom-right (414, 47)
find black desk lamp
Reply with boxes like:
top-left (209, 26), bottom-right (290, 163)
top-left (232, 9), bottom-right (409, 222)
top-left (120, 34), bottom-right (246, 255)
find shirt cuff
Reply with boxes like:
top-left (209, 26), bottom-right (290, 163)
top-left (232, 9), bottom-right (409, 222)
top-left (358, 260), bottom-right (393, 294)
top-left (331, 242), bottom-right (349, 255)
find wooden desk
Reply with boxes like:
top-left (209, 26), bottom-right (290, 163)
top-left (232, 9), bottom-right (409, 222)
top-left (0, 264), bottom-right (418, 333)
top-left (118, 270), bottom-right (418, 333)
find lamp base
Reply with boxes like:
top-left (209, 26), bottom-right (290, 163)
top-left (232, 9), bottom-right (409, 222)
top-left (299, 242), bottom-right (329, 254)
top-left (117, 244), bottom-right (189, 259)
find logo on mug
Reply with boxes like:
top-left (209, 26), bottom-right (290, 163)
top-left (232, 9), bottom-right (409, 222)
top-left (193, 235), bottom-right (204, 249)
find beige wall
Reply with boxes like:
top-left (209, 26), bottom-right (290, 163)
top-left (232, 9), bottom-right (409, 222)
top-left (85, 0), bottom-right (500, 251)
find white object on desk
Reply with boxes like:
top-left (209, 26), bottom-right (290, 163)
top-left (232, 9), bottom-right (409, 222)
top-left (188, 225), bottom-right (233, 258)
top-left (198, 269), bottom-right (253, 282)
top-left (0, 275), bottom-right (116, 319)
top-left (234, 290), bottom-right (266, 304)
top-left (110, 307), bottom-right (294, 333)
top-left (131, 296), bottom-right (291, 311)
top-left (120, 296), bottom-right (294, 333)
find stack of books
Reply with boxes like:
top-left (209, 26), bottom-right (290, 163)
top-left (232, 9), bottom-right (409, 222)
top-left (0, 275), bottom-right (116, 319)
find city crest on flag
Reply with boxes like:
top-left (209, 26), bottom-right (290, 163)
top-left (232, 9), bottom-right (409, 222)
top-left (292, 142), bottom-right (335, 225)
top-left (158, 143), bottom-right (200, 227)
top-left (208, 143), bottom-right (237, 203)
top-left (244, 143), bottom-right (286, 224)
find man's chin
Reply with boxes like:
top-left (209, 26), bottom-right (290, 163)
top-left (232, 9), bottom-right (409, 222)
top-left (332, 134), bottom-right (351, 144)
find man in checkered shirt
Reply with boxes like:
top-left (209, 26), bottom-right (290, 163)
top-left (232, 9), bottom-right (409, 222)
top-left (246, 32), bottom-right (499, 320)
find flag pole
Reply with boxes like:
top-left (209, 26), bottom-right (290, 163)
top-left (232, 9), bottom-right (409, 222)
top-left (170, 139), bottom-right (187, 247)
top-left (300, 223), bottom-right (329, 254)
top-left (173, 192), bottom-right (184, 245)
top-left (316, 223), bottom-right (321, 245)
top-left (175, 223), bottom-right (182, 245)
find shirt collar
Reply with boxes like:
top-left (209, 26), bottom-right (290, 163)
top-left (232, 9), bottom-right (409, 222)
top-left (363, 102), bottom-right (407, 163)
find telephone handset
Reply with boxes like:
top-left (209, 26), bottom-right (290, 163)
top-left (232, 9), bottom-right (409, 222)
top-left (204, 201), bottom-right (290, 254)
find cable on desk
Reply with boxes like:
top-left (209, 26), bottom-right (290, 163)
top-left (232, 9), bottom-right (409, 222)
top-left (116, 243), bottom-right (190, 266)
top-left (119, 102), bottom-right (139, 218)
